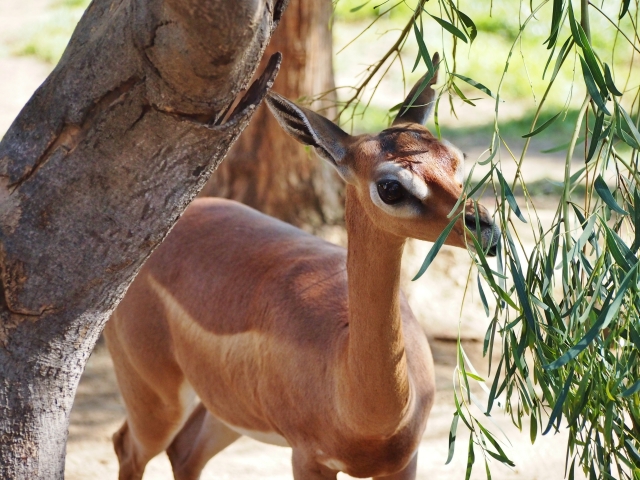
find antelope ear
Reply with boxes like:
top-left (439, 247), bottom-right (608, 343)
top-left (393, 52), bottom-right (440, 126)
top-left (265, 92), bottom-right (355, 182)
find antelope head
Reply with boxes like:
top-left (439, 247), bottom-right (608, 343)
top-left (265, 53), bottom-right (500, 255)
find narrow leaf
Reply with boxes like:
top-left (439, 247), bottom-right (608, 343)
top-left (412, 213), bottom-right (461, 280)
top-left (496, 170), bottom-right (526, 223)
top-left (478, 274), bottom-right (490, 317)
top-left (550, 37), bottom-right (574, 81)
top-left (622, 379), bottom-right (640, 397)
top-left (604, 64), bottom-right (623, 96)
top-left (428, 14), bottom-right (468, 43)
top-left (542, 368), bottom-right (575, 435)
top-left (530, 410), bottom-right (538, 443)
top-left (545, 0), bottom-right (564, 49)
top-left (400, 69), bottom-right (436, 117)
top-left (522, 112), bottom-right (562, 138)
top-left (594, 175), bottom-right (628, 215)
top-left (510, 258), bottom-right (538, 337)
top-left (576, 23), bottom-right (607, 91)
top-left (620, 0), bottom-right (631, 19)
top-left (567, 2), bottom-right (583, 47)
top-left (618, 104), bottom-right (640, 148)
top-left (350, 1), bottom-right (371, 12)
top-left (580, 56), bottom-right (610, 115)
top-left (445, 413), bottom-right (459, 464)
top-left (413, 22), bottom-right (435, 75)
top-left (587, 110), bottom-right (605, 162)
top-left (465, 434), bottom-right (475, 480)
top-left (451, 73), bottom-right (495, 98)
top-left (452, 82), bottom-right (476, 106)
top-left (456, 10), bottom-right (477, 42)
top-left (546, 264), bottom-right (637, 370)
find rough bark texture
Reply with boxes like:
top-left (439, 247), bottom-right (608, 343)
top-left (201, 0), bottom-right (343, 228)
top-left (0, 0), bottom-right (285, 477)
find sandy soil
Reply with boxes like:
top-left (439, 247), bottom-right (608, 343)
top-left (0, 1), bottom-right (585, 478)
top-left (65, 339), bottom-right (581, 480)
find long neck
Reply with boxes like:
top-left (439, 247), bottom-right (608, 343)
top-left (337, 185), bottom-right (411, 437)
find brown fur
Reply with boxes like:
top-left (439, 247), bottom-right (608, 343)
top-left (105, 80), bottom-right (499, 480)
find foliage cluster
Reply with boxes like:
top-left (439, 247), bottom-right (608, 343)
top-left (335, 0), bottom-right (640, 478)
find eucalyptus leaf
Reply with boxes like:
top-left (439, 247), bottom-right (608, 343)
top-left (604, 64), bottom-right (623, 96)
top-left (428, 13), bottom-right (468, 43)
top-left (445, 413), bottom-right (459, 464)
top-left (412, 213), bottom-right (461, 280)
top-left (594, 175), bottom-right (628, 215)
top-left (451, 73), bottom-right (495, 98)
top-left (522, 112), bottom-right (562, 138)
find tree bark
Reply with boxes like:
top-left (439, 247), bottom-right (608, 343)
top-left (201, 0), bottom-right (343, 229)
top-left (0, 0), bottom-right (285, 477)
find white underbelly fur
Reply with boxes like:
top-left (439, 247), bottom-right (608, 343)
top-left (221, 420), bottom-right (290, 447)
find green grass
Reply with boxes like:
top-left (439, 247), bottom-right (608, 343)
top-left (12, 0), bottom-right (89, 64)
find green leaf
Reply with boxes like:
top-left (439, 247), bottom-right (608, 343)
top-left (510, 258), bottom-right (538, 338)
top-left (587, 110), bottom-right (606, 162)
top-left (604, 64), bottom-right (623, 96)
top-left (445, 413), bottom-right (459, 464)
top-left (465, 434), bottom-right (475, 480)
top-left (350, 1), bottom-right (371, 12)
top-left (594, 175), bottom-right (628, 215)
top-left (466, 372), bottom-right (485, 382)
top-left (567, 2), bottom-right (583, 47)
top-left (576, 23), bottom-right (607, 92)
top-left (388, 102), bottom-right (403, 113)
top-left (545, 0), bottom-right (565, 49)
top-left (487, 357), bottom-right (503, 414)
top-left (549, 37), bottom-right (574, 81)
top-left (566, 214), bottom-right (597, 260)
top-left (622, 379), bottom-right (640, 397)
top-left (484, 459), bottom-right (492, 480)
top-left (412, 213), bottom-right (461, 280)
top-left (606, 226), bottom-right (632, 272)
top-left (456, 10), bottom-right (477, 43)
top-left (580, 56), bottom-right (610, 115)
top-left (620, 0), bottom-right (631, 19)
top-left (413, 22), bottom-right (435, 75)
top-left (428, 13), bottom-right (468, 43)
top-left (530, 410), bottom-right (538, 444)
top-left (452, 82), bottom-right (476, 106)
top-left (545, 264), bottom-right (637, 370)
top-left (496, 170), bottom-right (526, 223)
top-left (400, 69), bottom-right (436, 117)
top-left (478, 274), bottom-right (490, 317)
top-left (451, 73), bottom-right (495, 98)
top-left (617, 104), bottom-right (640, 149)
top-left (522, 111), bottom-right (562, 138)
top-left (477, 423), bottom-right (515, 467)
top-left (542, 368), bottom-right (575, 435)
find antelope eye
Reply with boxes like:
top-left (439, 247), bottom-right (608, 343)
top-left (377, 180), bottom-right (407, 205)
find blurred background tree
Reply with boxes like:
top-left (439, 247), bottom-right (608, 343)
top-left (200, 0), bottom-right (345, 229)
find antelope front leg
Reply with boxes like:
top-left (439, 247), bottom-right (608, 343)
top-left (292, 450), bottom-right (338, 480)
top-left (373, 452), bottom-right (418, 480)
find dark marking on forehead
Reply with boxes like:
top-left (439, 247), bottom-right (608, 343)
top-left (378, 127), bottom-right (446, 161)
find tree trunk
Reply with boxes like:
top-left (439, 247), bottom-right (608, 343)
top-left (0, 0), bottom-right (285, 477)
top-left (201, 0), bottom-right (343, 229)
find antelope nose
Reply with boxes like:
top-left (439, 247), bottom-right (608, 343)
top-left (464, 212), bottom-right (493, 232)
top-left (464, 207), bottom-right (500, 257)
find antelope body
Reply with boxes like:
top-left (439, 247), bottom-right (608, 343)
top-left (105, 55), bottom-right (500, 480)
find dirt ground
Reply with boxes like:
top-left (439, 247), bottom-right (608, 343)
top-left (65, 338), bottom-right (580, 480)
top-left (1, 1), bottom-right (585, 478)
